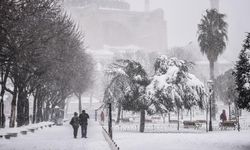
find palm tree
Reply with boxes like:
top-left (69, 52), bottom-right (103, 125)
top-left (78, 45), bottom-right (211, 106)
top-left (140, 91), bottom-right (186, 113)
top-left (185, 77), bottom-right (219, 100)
top-left (197, 9), bottom-right (228, 80)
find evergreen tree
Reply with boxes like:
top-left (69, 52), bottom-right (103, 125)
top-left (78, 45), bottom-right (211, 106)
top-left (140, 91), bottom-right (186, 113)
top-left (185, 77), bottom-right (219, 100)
top-left (234, 33), bottom-right (250, 111)
top-left (104, 59), bottom-right (150, 132)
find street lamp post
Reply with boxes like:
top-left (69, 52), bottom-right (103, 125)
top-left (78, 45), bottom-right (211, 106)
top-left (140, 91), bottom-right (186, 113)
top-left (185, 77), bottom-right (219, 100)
top-left (207, 80), bottom-right (214, 131)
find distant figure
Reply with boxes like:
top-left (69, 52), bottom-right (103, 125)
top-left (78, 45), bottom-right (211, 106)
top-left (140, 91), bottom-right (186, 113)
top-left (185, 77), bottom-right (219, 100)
top-left (70, 112), bottom-right (80, 138)
top-left (101, 111), bottom-right (105, 122)
top-left (95, 110), bottom-right (97, 121)
top-left (79, 110), bottom-right (89, 138)
top-left (220, 109), bottom-right (227, 122)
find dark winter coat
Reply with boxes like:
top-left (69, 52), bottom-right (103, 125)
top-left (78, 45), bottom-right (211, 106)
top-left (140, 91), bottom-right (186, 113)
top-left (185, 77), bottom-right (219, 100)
top-left (70, 116), bottom-right (79, 127)
top-left (220, 112), bottom-right (227, 122)
top-left (79, 113), bottom-right (89, 126)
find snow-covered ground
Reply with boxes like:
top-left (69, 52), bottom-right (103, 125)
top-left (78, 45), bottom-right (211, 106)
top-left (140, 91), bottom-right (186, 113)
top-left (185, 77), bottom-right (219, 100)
top-left (114, 130), bottom-right (250, 150)
top-left (0, 119), bottom-right (110, 150)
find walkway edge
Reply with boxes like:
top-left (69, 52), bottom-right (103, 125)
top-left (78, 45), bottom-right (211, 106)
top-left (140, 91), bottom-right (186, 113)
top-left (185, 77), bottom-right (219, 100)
top-left (102, 127), bottom-right (120, 150)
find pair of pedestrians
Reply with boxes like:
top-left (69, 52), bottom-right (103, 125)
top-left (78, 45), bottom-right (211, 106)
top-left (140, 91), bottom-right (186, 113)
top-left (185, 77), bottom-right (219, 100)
top-left (70, 110), bottom-right (89, 138)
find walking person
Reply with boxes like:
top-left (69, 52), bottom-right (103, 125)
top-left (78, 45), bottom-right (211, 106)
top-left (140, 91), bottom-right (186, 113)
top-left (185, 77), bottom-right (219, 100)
top-left (101, 111), bottom-right (105, 122)
top-left (220, 109), bottom-right (227, 122)
top-left (70, 112), bottom-right (79, 138)
top-left (79, 110), bottom-right (89, 138)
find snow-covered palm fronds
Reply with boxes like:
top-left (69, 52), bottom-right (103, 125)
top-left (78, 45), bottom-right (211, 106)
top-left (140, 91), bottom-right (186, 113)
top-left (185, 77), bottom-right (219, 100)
top-left (146, 55), bottom-right (206, 114)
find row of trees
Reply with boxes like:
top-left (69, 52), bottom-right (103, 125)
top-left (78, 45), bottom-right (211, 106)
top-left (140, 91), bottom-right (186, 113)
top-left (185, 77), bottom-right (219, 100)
top-left (104, 56), bottom-right (206, 132)
top-left (0, 0), bottom-right (93, 128)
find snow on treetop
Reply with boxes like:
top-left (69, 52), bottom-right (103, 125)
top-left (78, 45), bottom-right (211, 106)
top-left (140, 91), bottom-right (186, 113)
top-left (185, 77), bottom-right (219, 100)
top-left (146, 55), bottom-right (206, 113)
top-left (186, 73), bottom-right (205, 89)
top-left (154, 55), bottom-right (186, 75)
top-left (105, 64), bottom-right (127, 77)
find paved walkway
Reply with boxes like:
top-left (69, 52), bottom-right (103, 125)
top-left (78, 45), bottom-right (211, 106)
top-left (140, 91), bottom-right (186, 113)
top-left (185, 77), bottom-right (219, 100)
top-left (0, 119), bottom-right (110, 150)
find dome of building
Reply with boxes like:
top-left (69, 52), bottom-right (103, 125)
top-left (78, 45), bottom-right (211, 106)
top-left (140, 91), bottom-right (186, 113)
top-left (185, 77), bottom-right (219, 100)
top-left (66, 0), bottom-right (130, 10)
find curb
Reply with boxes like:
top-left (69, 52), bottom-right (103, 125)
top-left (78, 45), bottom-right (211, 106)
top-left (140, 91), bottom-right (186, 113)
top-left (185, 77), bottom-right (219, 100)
top-left (102, 127), bottom-right (120, 150)
top-left (0, 122), bottom-right (55, 140)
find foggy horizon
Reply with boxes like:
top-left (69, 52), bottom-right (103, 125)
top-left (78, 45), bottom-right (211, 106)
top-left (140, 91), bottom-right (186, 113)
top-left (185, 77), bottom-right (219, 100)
top-left (123, 0), bottom-right (250, 61)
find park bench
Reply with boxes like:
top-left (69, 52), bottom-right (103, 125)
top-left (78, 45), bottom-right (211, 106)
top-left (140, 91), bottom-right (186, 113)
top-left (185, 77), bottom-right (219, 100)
top-left (121, 118), bottom-right (130, 123)
top-left (4, 132), bottom-right (18, 139)
top-left (27, 128), bottom-right (35, 133)
top-left (20, 130), bottom-right (28, 135)
top-left (219, 121), bottom-right (237, 130)
top-left (169, 120), bottom-right (179, 124)
top-left (183, 121), bottom-right (202, 129)
top-left (151, 116), bottom-right (161, 120)
top-left (145, 119), bottom-right (152, 123)
top-left (196, 120), bottom-right (207, 124)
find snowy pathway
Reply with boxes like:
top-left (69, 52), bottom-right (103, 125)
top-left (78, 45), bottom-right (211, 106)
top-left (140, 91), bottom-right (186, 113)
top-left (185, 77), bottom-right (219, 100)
top-left (0, 119), bottom-right (110, 150)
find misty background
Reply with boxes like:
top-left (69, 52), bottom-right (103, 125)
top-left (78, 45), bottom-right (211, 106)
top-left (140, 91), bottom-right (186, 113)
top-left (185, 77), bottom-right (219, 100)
top-left (126, 0), bottom-right (250, 61)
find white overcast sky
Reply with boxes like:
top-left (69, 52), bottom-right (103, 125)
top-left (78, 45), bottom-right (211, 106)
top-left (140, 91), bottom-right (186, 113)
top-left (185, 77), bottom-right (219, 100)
top-left (126, 0), bottom-right (250, 61)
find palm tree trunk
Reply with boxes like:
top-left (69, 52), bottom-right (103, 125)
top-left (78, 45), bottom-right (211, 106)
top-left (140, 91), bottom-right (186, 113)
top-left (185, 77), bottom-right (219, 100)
top-left (209, 61), bottom-right (216, 119)
top-left (209, 61), bottom-right (215, 80)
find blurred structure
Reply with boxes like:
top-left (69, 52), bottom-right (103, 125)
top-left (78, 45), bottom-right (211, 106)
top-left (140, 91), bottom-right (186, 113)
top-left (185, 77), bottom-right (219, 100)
top-left (64, 0), bottom-right (167, 52)
top-left (145, 0), bottom-right (150, 12)
top-left (210, 0), bottom-right (219, 11)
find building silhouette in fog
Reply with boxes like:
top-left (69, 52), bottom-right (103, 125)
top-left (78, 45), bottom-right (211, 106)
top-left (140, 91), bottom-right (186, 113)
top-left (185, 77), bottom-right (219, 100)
top-left (210, 0), bottom-right (219, 11)
top-left (65, 0), bottom-right (167, 52)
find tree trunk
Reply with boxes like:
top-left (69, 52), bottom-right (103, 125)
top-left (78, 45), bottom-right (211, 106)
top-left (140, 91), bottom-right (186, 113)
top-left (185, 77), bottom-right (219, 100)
top-left (206, 103), bottom-right (209, 132)
top-left (0, 64), bottom-right (10, 128)
top-left (32, 92), bottom-right (38, 124)
top-left (116, 104), bottom-right (122, 124)
top-left (65, 99), bottom-right (70, 119)
top-left (121, 108), bottom-right (124, 120)
top-left (24, 97), bottom-right (29, 125)
top-left (78, 94), bottom-right (82, 114)
top-left (0, 97), bottom-right (4, 128)
top-left (17, 88), bottom-right (29, 127)
top-left (190, 108), bottom-right (192, 121)
top-left (209, 61), bottom-right (216, 120)
top-left (139, 109), bottom-right (145, 132)
top-left (44, 102), bottom-right (50, 121)
top-left (229, 103), bottom-right (231, 120)
top-left (17, 88), bottom-right (24, 127)
top-left (168, 112), bottom-right (171, 122)
top-left (177, 108), bottom-right (180, 131)
top-left (9, 84), bottom-right (18, 127)
top-left (162, 114), bottom-right (166, 124)
top-left (209, 61), bottom-right (215, 80)
top-left (36, 96), bottom-right (43, 123)
top-left (181, 109), bottom-right (183, 120)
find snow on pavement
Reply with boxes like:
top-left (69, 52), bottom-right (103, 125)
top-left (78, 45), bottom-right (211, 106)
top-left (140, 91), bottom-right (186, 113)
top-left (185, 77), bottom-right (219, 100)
top-left (0, 119), bottom-right (110, 150)
top-left (114, 130), bottom-right (250, 150)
